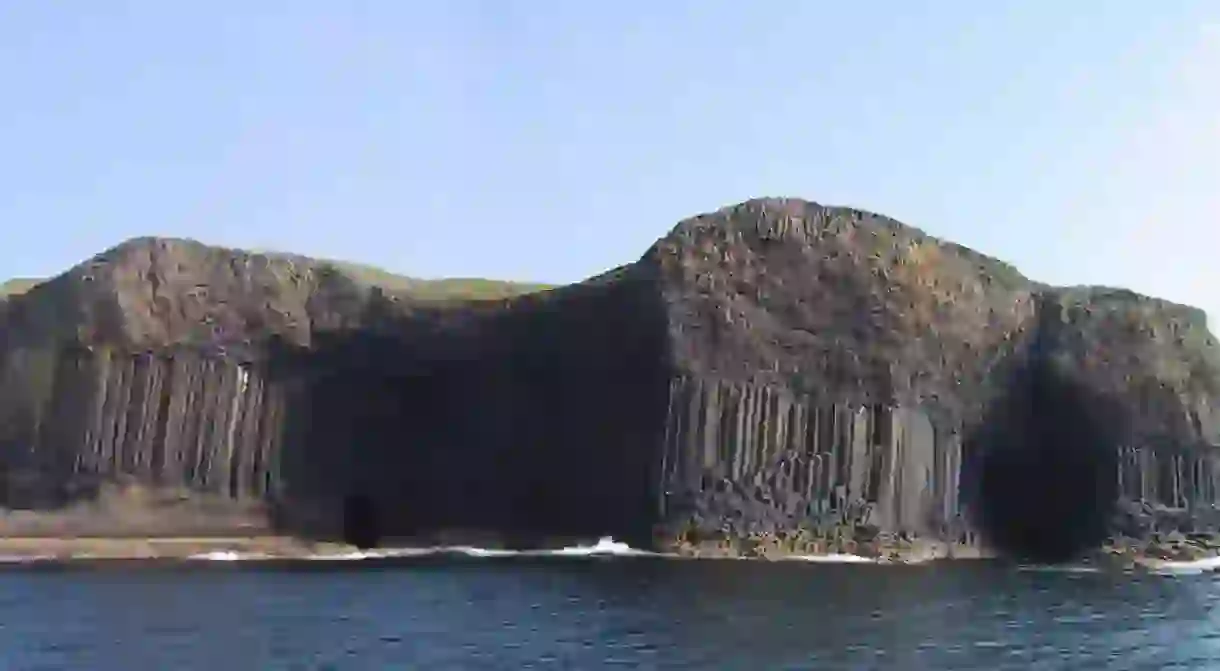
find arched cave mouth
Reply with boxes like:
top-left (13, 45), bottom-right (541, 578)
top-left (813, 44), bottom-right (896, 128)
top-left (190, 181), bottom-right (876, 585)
top-left (342, 493), bottom-right (382, 550)
top-left (969, 359), bottom-right (1123, 564)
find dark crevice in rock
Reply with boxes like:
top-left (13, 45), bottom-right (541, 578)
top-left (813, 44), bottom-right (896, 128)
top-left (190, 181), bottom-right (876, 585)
top-left (968, 346), bottom-right (1125, 562)
top-left (342, 493), bottom-right (381, 550)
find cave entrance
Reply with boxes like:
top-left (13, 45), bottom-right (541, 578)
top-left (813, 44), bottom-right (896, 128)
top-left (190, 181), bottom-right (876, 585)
top-left (342, 493), bottom-right (382, 549)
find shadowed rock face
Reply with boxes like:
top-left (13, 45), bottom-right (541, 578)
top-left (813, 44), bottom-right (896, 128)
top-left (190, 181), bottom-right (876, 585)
top-left (270, 267), bottom-right (672, 547)
top-left (1, 198), bottom-right (1218, 559)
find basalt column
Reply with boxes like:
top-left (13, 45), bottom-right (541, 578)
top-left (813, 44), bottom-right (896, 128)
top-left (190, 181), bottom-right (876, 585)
top-left (658, 376), bottom-right (963, 541)
top-left (19, 347), bottom-right (285, 504)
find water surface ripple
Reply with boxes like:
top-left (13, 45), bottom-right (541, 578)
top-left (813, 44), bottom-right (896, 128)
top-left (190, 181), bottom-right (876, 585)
top-left (1, 558), bottom-right (1217, 669)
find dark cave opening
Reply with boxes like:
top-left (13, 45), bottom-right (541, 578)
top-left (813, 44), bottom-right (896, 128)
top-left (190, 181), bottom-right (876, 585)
top-left (267, 270), bottom-right (674, 549)
top-left (969, 357), bottom-right (1124, 564)
top-left (342, 493), bottom-right (382, 549)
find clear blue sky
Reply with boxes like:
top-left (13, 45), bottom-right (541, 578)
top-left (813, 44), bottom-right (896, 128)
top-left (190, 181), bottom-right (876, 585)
top-left (2, 2), bottom-right (1218, 322)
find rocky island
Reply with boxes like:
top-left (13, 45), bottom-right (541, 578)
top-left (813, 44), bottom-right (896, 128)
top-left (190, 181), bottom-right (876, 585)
top-left (1, 197), bottom-right (1218, 565)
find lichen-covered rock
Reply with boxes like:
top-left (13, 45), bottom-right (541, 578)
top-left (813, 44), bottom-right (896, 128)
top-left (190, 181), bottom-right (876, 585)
top-left (650, 199), bottom-right (1037, 414)
top-left (1039, 286), bottom-right (1220, 445)
top-left (0, 237), bottom-right (383, 353)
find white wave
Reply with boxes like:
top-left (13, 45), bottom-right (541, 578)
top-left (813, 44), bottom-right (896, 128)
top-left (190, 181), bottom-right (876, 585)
top-left (549, 537), bottom-right (653, 557)
top-left (303, 551), bottom-right (378, 561)
top-left (289, 537), bottom-right (647, 561)
top-left (188, 551), bottom-right (275, 561)
top-left (1017, 564), bottom-right (1102, 574)
top-left (0, 554), bottom-right (56, 563)
top-left (0, 537), bottom-right (894, 565)
top-left (304, 546), bottom-right (531, 560)
top-left (303, 547), bottom-right (438, 561)
top-left (297, 539), bottom-right (870, 563)
top-left (187, 547), bottom-right (439, 562)
top-left (438, 537), bottom-right (654, 558)
top-left (1145, 555), bottom-right (1220, 575)
top-left (189, 551), bottom-right (242, 561)
top-left (449, 546), bottom-right (524, 558)
top-left (789, 553), bottom-right (878, 564)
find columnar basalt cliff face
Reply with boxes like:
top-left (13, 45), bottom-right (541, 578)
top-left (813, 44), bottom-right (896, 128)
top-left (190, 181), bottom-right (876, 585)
top-left (0, 347), bottom-right (283, 535)
top-left (656, 378), bottom-right (966, 543)
top-left (646, 201), bottom-right (1036, 550)
top-left (647, 200), bottom-right (1220, 554)
top-left (1, 199), bottom-right (1218, 555)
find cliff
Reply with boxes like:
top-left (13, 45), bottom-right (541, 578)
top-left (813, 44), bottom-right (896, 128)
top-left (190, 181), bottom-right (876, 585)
top-left (1, 199), bottom-right (1218, 560)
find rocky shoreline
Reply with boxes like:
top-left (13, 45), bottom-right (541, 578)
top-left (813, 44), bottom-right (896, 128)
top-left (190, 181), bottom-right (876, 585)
top-left (662, 527), bottom-right (1220, 570)
top-left (1096, 533), bottom-right (1220, 570)
top-left (660, 527), bottom-right (988, 563)
top-left (0, 536), bottom-right (353, 562)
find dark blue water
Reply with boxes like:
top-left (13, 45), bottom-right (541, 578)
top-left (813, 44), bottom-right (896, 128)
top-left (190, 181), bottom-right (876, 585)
top-left (1, 557), bottom-right (1218, 670)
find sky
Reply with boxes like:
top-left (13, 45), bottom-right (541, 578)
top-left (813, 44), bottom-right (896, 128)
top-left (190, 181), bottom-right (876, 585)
top-left (1, 2), bottom-right (1218, 323)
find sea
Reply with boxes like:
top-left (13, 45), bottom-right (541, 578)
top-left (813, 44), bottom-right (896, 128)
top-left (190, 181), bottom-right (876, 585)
top-left (2, 539), bottom-right (1219, 670)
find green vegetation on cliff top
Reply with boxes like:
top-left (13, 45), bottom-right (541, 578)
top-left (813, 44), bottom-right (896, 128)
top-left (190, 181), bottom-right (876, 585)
top-left (0, 278), bottom-right (42, 299)
top-left (232, 244), bottom-right (554, 301)
top-left (323, 259), bottom-right (554, 301)
top-left (2, 248), bottom-right (553, 304)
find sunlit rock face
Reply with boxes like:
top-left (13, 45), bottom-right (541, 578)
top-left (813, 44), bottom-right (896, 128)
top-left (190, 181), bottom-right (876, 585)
top-left (1, 200), bottom-right (1218, 559)
top-left (650, 201), bottom-right (1220, 560)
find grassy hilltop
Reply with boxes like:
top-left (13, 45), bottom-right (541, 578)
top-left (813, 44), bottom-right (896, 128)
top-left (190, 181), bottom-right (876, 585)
top-left (0, 255), bottom-right (552, 305)
top-left (0, 279), bottom-right (42, 299)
